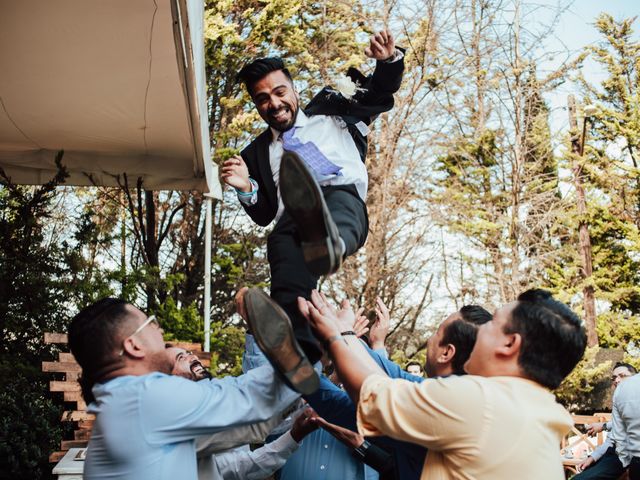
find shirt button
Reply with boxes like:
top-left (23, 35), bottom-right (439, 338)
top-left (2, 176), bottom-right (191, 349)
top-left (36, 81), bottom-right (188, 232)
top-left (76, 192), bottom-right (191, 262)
top-left (324, 444), bottom-right (329, 449)
top-left (320, 465), bottom-right (325, 470)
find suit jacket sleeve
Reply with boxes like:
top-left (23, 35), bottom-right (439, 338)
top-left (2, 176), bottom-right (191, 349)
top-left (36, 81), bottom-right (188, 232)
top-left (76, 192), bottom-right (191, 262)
top-left (351, 47), bottom-right (405, 106)
top-left (239, 133), bottom-right (278, 227)
top-left (305, 48), bottom-right (405, 124)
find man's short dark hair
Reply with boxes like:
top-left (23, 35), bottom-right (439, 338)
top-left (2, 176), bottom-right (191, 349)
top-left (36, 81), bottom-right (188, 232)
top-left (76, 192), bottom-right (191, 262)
top-left (237, 57), bottom-right (293, 96)
top-left (614, 362), bottom-right (637, 374)
top-left (441, 305), bottom-right (492, 375)
top-left (68, 298), bottom-right (131, 403)
top-left (505, 289), bottom-right (587, 389)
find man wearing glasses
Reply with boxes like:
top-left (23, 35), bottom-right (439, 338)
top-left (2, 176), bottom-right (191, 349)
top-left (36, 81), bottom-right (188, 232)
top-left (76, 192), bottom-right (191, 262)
top-left (68, 298), bottom-right (301, 480)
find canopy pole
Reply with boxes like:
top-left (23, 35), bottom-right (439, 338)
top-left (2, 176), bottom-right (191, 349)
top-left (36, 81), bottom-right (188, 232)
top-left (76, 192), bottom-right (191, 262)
top-left (203, 194), bottom-right (213, 353)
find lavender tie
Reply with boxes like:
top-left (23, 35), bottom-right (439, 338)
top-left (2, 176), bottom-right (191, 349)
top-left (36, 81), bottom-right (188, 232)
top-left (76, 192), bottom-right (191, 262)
top-left (281, 128), bottom-right (342, 177)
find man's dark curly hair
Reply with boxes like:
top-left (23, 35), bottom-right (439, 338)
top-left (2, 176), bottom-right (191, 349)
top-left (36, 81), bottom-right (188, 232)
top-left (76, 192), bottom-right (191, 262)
top-left (237, 57), bottom-right (293, 96)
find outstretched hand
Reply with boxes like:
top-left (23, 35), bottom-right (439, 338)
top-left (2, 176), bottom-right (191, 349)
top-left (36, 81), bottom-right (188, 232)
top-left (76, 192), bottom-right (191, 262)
top-left (298, 290), bottom-right (352, 342)
top-left (353, 307), bottom-right (370, 338)
top-left (312, 416), bottom-right (365, 449)
top-left (365, 30), bottom-right (396, 61)
top-left (290, 407), bottom-right (320, 443)
top-left (369, 297), bottom-right (390, 350)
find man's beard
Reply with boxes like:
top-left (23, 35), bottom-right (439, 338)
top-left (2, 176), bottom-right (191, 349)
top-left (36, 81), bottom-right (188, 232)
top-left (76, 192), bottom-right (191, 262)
top-left (267, 104), bottom-right (299, 132)
top-left (190, 360), bottom-right (212, 380)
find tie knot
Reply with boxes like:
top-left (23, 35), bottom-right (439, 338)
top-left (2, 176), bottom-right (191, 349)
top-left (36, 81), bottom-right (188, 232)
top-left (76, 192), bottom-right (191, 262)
top-left (281, 128), bottom-right (296, 141)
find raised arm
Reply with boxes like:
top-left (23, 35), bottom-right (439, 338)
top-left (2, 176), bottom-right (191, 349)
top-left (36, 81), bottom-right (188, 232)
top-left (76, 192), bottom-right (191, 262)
top-left (298, 291), bottom-right (387, 403)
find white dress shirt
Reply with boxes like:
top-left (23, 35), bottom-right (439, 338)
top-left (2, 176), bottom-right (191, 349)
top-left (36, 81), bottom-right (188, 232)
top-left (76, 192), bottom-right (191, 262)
top-left (611, 373), bottom-right (640, 467)
top-left (199, 431), bottom-right (300, 480)
top-left (240, 110), bottom-right (368, 222)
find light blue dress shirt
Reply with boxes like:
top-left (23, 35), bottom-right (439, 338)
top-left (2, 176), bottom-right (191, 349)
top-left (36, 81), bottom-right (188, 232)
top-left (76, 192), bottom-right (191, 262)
top-left (278, 428), bottom-right (378, 480)
top-left (242, 334), bottom-right (378, 480)
top-left (85, 365), bottom-right (299, 480)
top-left (611, 373), bottom-right (640, 467)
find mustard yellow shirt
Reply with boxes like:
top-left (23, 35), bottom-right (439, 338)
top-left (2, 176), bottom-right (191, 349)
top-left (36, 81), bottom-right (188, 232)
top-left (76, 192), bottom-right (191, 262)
top-left (357, 374), bottom-right (572, 480)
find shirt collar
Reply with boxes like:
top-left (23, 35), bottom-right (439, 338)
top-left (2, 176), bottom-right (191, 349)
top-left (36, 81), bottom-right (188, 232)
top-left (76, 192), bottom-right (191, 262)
top-left (270, 110), bottom-right (308, 143)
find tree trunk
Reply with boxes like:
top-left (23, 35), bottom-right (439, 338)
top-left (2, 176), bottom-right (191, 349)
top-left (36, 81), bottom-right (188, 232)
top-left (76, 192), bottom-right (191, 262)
top-left (568, 95), bottom-right (598, 347)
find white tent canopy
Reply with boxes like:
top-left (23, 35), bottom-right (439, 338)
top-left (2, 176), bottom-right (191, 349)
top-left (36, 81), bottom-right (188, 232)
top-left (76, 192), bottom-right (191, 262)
top-left (0, 0), bottom-right (221, 196)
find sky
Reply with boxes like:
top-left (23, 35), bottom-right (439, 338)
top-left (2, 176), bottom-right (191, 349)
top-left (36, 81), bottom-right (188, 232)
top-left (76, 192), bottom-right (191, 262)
top-left (537, 0), bottom-right (639, 134)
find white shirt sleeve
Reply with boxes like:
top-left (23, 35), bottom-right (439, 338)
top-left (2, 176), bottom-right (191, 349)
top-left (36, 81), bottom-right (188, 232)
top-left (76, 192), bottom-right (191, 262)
top-left (213, 431), bottom-right (300, 480)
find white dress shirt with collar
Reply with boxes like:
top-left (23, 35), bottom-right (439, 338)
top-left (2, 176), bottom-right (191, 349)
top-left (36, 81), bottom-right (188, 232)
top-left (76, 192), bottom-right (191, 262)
top-left (611, 373), bottom-right (640, 467)
top-left (240, 110), bottom-right (368, 222)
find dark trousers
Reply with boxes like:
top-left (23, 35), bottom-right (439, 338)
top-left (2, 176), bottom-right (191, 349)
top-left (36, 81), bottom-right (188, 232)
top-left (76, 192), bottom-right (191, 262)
top-left (630, 457), bottom-right (640, 480)
top-left (573, 448), bottom-right (625, 480)
top-left (267, 184), bottom-right (368, 362)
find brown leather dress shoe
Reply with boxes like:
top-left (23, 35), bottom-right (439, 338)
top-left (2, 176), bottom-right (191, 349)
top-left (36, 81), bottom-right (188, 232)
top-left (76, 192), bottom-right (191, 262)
top-left (243, 288), bottom-right (319, 395)
top-left (279, 151), bottom-right (344, 276)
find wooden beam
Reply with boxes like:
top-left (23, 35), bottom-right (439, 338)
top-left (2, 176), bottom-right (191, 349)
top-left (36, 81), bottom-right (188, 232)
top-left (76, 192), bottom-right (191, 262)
top-left (74, 429), bottom-right (92, 440)
top-left (58, 352), bottom-right (76, 363)
top-left (42, 361), bottom-right (82, 373)
top-left (63, 391), bottom-right (83, 402)
top-left (62, 411), bottom-right (95, 422)
top-left (49, 451), bottom-right (67, 463)
top-left (50, 381), bottom-right (80, 392)
top-left (61, 440), bottom-right (89, 450)
top-left (44, 332), bottom-right (68, 344)
top-left (77, 419), bottom-right (94, 430)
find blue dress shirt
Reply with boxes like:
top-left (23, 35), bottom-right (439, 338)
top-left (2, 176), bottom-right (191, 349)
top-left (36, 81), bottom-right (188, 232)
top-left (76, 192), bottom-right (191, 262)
top-left (305, 345), bottom-right (427, 480)
top-left (85, 365), bottom-right (298, 480)
top-left (278, 428), bottom-right (377, 480)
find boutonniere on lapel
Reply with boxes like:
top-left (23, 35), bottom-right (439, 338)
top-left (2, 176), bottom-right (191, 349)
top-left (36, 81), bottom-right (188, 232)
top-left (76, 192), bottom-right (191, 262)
top-left (329, 75), bottom-right (364, 101)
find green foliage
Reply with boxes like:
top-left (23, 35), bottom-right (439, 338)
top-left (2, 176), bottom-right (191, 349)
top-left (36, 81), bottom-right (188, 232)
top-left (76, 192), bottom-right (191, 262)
top-left (0, 158), bottom-right (72, 362)
top-left (155, 296), bottom-right (203, 343)
top-left (596, 310), bottom-right (640, 352)
top-left (390, 348), bottom-right (426, 372)
top-left (0, 359), bottom-right (65, 480)
top-left (555, 347), bottom-right (612, 411)
top-left (209, 322), bottom-right (245, 377)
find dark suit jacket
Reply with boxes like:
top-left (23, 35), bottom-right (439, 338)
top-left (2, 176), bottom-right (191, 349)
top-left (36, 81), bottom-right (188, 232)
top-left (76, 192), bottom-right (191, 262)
top-left (240, 53), bottom-right (405, 227)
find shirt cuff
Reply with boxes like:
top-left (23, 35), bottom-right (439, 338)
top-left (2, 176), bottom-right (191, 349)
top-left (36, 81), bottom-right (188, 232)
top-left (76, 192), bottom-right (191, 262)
top-left (373, 348), bottom-right (388, 359)
top-left (280, 431), bottom-right (303, 453)
top-left (237, 178), bottom-right (258, 205)
top-left (242, 333), bottom-right (269, 373)
top-left (357, 374), bottom-right (391, 437)
top-left (382, 49), bottom-right (404, 63)
top-left (591, 446), bottom-right (605, 461)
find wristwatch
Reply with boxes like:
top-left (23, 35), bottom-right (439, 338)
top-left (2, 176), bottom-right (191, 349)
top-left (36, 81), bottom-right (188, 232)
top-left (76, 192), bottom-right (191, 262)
top-left (353, 440), bottom-right (371, 459)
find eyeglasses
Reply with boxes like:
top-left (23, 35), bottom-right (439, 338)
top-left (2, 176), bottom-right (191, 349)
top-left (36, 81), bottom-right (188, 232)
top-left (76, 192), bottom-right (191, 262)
top-left (119, 315), bottom-right (160, 356)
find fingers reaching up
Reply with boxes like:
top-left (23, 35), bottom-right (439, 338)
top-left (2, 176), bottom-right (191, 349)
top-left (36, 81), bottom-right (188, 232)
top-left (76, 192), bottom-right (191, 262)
top-left (353, 307), bottom-right (370, 338)
top-left (370, 297), bottom-right (391, 350)
top-left (364, 30), bottom-right (396, 61)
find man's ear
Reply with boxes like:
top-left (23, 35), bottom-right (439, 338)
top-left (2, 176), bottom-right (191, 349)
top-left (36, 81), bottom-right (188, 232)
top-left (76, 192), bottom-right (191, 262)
top-left (497, 332), bottom-right (521, 358)
top-left (439, 344), bottom-right (456, 364)
top-left (121, 336), bottom-right (146, 359)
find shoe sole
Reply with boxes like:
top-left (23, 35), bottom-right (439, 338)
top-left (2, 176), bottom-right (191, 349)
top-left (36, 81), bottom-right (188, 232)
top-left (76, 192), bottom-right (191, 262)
top-left (280, 151), bottom-right (342, 276)
top-left (243, 288), bottom-right (319, 395)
